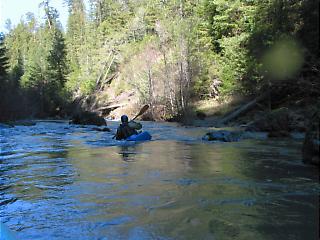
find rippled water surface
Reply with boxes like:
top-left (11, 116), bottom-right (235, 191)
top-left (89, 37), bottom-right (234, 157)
top-left (1, 121), bottom-right (319, 240)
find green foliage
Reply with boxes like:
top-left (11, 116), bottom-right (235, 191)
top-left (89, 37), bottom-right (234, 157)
top-left (1, 0), bottom-right (317, 120)
top-left (66, 0), bottom-right (86, 65)
top-left (202, 0), bottom-right (317, 96)
top-left (203, 0), bottom-right (259, 94)
top-left (0, 33), bottom-right (9, 84)
top-left (79, 77), bottom-right (96, 95)
top-left (5, 21), bottom-right (32, 75)
top-left (0, 32), bottom-right (24, 120)
top-left (0, 33), bottom-right (9, 114)
top-left (20, 26), bottom-right (68, 115)
top-left (4, 2), bottom-right (69, 117)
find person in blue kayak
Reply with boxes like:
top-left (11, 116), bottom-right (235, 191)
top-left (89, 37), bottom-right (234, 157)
top-left (115, 115), bottom-right (142, 140)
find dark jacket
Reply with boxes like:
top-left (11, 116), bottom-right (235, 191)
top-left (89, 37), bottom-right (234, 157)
top-left (115, 123), bottom-right (138, 140)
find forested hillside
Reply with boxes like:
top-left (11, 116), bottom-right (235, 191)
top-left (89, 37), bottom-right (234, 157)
top-left (0, 0), bottom-right (319, 121)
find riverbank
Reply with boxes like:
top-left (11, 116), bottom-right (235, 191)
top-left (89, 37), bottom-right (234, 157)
top-left (184, 96), bottom-right (319, 165)
top-left (182, 95), bottom-right (317, 131)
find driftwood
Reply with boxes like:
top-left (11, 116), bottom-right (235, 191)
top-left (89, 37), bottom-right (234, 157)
top-left (103, 54), bottom-right (115, 82)
top-left (99, 72), bottom-right (118, 91)
top-left (217, 91), bottom-right (269, 126)
top-left (96, 50), bottom-right (114, 87)
top-left (96, 103), bottom-right (126, 115)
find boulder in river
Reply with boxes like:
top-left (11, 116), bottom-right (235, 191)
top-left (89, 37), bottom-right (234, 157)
top-left (302, 110), bottom-right (319, 165)
top-left (203, 130), bottom-right (242, 142)
top-left (92, 127), bottom-right (111, 132)
top-left (70, 111), bottom-right (106, 126)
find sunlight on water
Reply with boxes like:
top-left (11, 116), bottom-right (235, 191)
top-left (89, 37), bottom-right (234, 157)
top-left (0, 121), bottom-right (319, 240)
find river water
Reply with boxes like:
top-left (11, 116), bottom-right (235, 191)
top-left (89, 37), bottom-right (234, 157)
top-left (0, 121), bottom-right (319, 240)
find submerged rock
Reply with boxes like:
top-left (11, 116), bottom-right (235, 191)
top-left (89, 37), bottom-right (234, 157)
top-left (203, 130), bottom-right (242, 142)
top-left (92, 127), bottom-right (111, 132)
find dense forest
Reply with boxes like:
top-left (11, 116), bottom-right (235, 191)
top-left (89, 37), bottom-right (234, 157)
top-left (0, 0), bottom-right (319, 122)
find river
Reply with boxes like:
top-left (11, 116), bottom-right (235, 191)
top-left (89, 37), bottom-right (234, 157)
top-left (0, 121), bottom-right (319, 240)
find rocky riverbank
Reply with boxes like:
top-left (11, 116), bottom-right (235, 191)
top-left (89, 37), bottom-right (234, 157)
top-left (188, 96), bottom-right (319, 166)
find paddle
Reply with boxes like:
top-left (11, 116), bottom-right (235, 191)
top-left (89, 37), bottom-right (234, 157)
top-left (131, 104), bottom-right (149, 121)
top-left (112, 104), bottom-right (149, 139)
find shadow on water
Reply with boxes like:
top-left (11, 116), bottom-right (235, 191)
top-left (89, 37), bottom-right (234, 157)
top-left (0, 121), bottom-right (319, 239)
top-left (118, 145), bottom-right (141, 162)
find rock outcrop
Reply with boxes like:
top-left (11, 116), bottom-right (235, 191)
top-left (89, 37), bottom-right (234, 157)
top-left (203, 130), bottom-right (242, 142)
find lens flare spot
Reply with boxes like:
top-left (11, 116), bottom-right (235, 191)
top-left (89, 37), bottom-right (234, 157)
top-left (262, 37), bottom-right (304, 80)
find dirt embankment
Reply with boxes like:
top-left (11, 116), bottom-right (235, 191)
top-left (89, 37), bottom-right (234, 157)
top-left (181, 93), bottom-right (317, 132)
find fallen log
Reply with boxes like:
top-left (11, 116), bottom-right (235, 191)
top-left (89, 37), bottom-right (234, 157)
top-left (217, 91), bottom-right (269, 126)
top-left (95, 103), bottom-right (127, 115)
top-left (99, 72), bottom-right (118, 91)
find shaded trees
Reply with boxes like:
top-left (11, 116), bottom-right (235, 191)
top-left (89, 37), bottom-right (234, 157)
top-left (1, 0), bottom-right (318, 121)
top-left (203, 0), bottom-right (319, 100)
top-left (0, 33), bottom-right (9, 86)
top-left (0, 33), bottom-right (10, 120)
top-left (4, 2), bottom-right (68, 118)
top-left (21, 26), bottom-right (68, 116)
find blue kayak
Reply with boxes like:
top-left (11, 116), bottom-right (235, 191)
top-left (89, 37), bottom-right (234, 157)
top-left (126, 131), bottom-right (152, 141)
top-left (0, 222), bottom-right (17, 240)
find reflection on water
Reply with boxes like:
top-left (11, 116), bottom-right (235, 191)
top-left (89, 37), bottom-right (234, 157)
top-left (0, 121), bottom-right (319, 240)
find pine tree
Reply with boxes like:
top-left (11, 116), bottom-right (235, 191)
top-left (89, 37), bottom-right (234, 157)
top-left (17, 2), bottom-right (68, 116)
top-left (0, 33), bottom-right (9, 99)
top-left (0, 33), bottom-right (11, 119)
top-left (0, 33), bottom-right (9, 84)
top-left (66, 0), bottom-right (86, 67)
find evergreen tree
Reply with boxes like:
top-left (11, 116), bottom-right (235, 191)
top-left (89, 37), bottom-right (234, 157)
top-left (66, 0), bottom-right (86, 66)
top-left (1, 0), bottom-right (318, 120)
top-left (0, 33), bottom-right (9, 115)
top-left (0, 33), bottom-right (9, 84)
top-left (17, 2), bottom-right (68, 116)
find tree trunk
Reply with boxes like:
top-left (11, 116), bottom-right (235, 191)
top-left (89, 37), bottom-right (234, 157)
top-left (217, 91), bottom-right (270, 126)
top-left (148, 68), bottom-right (154, 118)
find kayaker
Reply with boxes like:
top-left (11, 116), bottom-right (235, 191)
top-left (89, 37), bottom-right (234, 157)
top-left (115, 115), bottom-right (142, 140)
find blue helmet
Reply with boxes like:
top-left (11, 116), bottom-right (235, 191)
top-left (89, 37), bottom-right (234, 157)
top-left (121, 115), bottom-right (129, 123)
